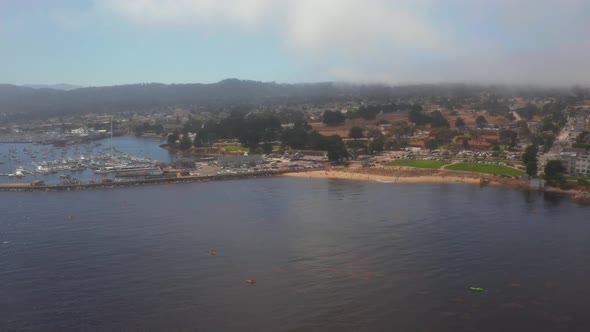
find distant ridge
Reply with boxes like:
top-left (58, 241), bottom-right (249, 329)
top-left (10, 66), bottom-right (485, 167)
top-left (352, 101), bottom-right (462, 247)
top-left (0, 79), bottom-right (582, 117)
top-left (22, 83), bottom-right (84, 91)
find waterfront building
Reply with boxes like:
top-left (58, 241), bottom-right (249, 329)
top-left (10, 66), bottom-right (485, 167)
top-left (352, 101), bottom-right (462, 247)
top-left (559, 148), bottom-right (590, 176)
top-left (284, 150), bottom-right (328, 161)
top-left (218, 155), bottom-right (265, 167)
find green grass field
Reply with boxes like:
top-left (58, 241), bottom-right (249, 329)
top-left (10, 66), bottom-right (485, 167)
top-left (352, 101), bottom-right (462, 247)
top-left (221, 145), bottom-right (249, 152)
top-left (446, 163), bottom-right (525, 176)
top-left (565, 175), bottom-right (590, 181)
top-left (386, 159), bottom-right (450, 169)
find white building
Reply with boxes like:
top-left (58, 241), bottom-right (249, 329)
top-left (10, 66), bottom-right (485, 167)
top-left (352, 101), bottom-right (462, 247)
top-left (559, 149), bottom-right (590, 176)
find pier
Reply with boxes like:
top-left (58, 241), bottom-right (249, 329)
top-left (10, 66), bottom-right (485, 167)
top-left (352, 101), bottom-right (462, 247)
top-left (0, 168), bottom-right (318, 192)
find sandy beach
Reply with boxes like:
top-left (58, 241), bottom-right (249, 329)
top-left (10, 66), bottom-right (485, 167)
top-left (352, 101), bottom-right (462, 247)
top-left (283, 167), bottom-right (590, 204)
top-left (282, 169), bottom-right (481, 185)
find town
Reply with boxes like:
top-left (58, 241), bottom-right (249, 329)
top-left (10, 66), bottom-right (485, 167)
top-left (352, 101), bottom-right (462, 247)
top-left (1, 84), bottom-right (590, 197)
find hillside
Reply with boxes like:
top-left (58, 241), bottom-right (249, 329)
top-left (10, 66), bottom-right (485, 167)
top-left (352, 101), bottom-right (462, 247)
top-left (0, 80), bottom-right (580, 117)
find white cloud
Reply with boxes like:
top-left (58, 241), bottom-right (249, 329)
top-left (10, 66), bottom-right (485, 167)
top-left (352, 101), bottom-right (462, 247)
top-left (100, 0), bottom-right (275, 29)
top-left (95, 0), bottom-right (590, 85)
top-left (283, 0), bottom-right (442, 52)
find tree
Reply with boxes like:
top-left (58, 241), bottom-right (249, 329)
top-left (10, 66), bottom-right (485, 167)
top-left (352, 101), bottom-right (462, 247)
top-left (282, 127), bottom-right (308, 149)
top-left (322, 110), bottom-right (346, 126)
top-left (526, 162), bottom-right (538, 177)
top-left (132, 123), bottom-right (144, 137)
top-left (430, 110), bottom-right (449, 128)
top-left (516, 104), bottom-right (540, 120)
top-left (544, 160), bottom-right (565, 184)
top-left (522, 144), bottom-right (538, 176)
top-left (368, 137), bottom-right (384, 154)
top-left (237, 112), bottom-right (282, 151)
top-left (455, 117), bottom-right (465, 128)
top-left (367, 129), bottom-right (383, 139)
top-left (430, 127), bottom-right (456, 143)
top-left (178, 135), bottom-right (192, 150)
top-left (308, 131), bottom-right (348, 161)
top-left (392, 121), bottom-right (413, 139)
top-left (462, 137), bottom-right (469, 148)
top-left (475, 115), bottom-right (488, 128)
top-left (532, 132), bottom-right (556, 153)
top-left (408, 108), bottom-right (430, 126)
top-left (424, 139), bottom-right (439, 150)
top-left (348, 126), bottom-right (364, 139)
top-left (325, 135), bottom-right (348, 161)
top-left (499, 129), bottom-right (518, 147)
top-left (356, 105), bottom-right (380, 120)
top-left (167, 130), bottom-right (180, 145)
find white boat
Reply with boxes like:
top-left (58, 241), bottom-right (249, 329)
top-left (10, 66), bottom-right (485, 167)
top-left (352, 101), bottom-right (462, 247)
top-left (14, 167), bottom-right (25, 177)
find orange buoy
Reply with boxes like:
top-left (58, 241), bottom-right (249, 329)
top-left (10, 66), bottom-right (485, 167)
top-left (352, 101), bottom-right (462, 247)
top-left (246, 279), bottom-right (256, 284)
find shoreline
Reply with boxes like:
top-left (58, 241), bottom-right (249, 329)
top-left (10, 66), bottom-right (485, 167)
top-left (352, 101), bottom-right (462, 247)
top-left (2, 166), bottom-right (589, 204)
top-left (282, 169), bottom-right (482, 185)
top-left (282, 167), bottom-right (590, 204)
top-left (0, 169), bottom-right (306, 192)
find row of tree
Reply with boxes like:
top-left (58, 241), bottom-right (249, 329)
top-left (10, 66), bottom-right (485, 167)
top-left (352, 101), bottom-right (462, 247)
top-left (322, 103), bottom-right (419, 125)
top-left (167, 110), bottom-right (350, 161)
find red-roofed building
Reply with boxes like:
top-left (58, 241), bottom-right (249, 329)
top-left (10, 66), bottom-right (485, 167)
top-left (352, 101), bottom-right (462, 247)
top-left (480, 135), bottom-right (500, 143)
top-left (468, 140), bottom-right (493, 150)
top-left (408, 141), bottom-right (425, 148)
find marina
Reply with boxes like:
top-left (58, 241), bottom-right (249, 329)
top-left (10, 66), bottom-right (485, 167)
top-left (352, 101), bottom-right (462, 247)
top-left (0, 136), bottom-right (174, 185)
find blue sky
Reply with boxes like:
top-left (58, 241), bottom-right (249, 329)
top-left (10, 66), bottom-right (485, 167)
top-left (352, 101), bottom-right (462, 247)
top-left (1, 0), bottom-right (589, 86)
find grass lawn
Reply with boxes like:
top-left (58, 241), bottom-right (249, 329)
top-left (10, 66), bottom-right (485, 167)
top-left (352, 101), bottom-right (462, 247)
top-left (446, 163), bottom-right (525, 176)
top-left (221, 145), bottom-right (249, 152)
top-left (386, 159), bottom-right (450, 169)
top-left (565, 175), bottom-right (590, 181)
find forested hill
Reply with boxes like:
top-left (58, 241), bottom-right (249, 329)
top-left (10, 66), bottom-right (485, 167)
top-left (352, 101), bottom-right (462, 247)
top-left (0, 79), bottom-right (580, 116)
top-left (0, 79), bottom-right (350, 115)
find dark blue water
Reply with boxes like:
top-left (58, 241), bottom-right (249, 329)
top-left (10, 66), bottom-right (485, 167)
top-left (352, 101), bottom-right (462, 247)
top-left (1, 178), bottom-right (589, 331)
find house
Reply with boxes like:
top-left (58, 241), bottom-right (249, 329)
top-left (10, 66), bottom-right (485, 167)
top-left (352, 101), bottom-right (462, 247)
top-left (408, 141), bottom-right (425, 148)
top-left (218, 155), bottom-right (265, 167)
top-left (467, 140), bottom-right (493, 150)
top-left (379, 124), bottom-right (393, 135)
top-left (281, 123), bottom-right (295, 130)
top-left (285, 150), bottom-right (328, 161)
top-left (480, 134), bottom-right (500, 143)
top-left (527, 122), bottom-right (542, 134)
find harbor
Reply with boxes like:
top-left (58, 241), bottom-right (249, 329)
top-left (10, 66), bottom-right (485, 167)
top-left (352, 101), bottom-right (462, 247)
top-left (0, 136), bottom-right (175, 185)
top-left (0, 135), bottom-right (323, 190)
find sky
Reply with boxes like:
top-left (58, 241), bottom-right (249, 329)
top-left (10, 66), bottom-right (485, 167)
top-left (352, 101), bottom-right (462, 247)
top-left (1, 0), bottom-right (590, 86)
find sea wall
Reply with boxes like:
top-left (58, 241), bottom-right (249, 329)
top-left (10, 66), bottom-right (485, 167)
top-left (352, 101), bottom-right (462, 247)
top-left (0, 168), bottom-right (314, 192)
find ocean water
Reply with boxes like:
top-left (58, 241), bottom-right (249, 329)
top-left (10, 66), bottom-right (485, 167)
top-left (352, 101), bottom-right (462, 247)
top-left (1, 178), bottom-right (589, 331)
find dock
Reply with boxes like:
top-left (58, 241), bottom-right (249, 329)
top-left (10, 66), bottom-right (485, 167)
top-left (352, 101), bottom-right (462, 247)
top-left (0, 168), bottom-right (319, 192)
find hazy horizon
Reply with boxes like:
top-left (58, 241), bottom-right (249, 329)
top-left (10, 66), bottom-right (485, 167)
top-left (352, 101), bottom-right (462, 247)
top-left (2, 0), bottom-right (590, 86)
top-left (7, 79), bottom-right (590, 91)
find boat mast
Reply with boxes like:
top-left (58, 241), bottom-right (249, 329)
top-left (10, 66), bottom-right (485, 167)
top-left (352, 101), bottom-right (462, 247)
top-left (110, 117), bottom-right (114, 165)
